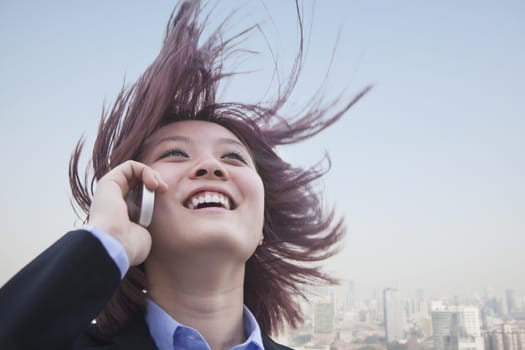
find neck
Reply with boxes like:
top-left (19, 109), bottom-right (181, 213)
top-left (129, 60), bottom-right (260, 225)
top-left (145, 253), bottom-right (246, 350)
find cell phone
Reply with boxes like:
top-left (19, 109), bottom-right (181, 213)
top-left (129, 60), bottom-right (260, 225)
top-left (126, 183), bottom-right (155, 227)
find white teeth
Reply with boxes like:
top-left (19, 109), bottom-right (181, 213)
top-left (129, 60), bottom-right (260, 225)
top-left (191, 197), bottom-right (199, 208)
top-left (220, 195), bottom-right (231, 210)
top-left (186, 191), bottom-right (232, 210)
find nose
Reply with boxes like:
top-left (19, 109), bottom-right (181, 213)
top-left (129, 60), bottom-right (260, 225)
top-left (191, 158), bottom-right (228, 180)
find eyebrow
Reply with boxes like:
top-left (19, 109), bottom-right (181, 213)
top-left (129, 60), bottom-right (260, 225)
top-left (142, 134), bottom-right (253, 163)
top-left (150, 135), bottom-right (246, 150)
top-left (139, 136), bottom-right (190, 159)
top-left (217, 137), bottom-right (245, 147)
top-left (155, 135), bottom-right (192, 145)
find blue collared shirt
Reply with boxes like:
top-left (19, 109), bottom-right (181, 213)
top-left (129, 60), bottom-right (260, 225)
top-left (86, 226), bottom-right (265, 350)
top-left (145, 299), bottom-right (264, 350)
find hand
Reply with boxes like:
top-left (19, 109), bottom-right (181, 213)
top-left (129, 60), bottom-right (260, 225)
top-left (87, 160), bottom-right (168, 266)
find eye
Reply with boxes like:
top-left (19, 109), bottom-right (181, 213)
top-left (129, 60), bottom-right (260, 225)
top-left (158, 149), bottom-right (189, 160)
top-left (222, 151), bottom-right (248, 164)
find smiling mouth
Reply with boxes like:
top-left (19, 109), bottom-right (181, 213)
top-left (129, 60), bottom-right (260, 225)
top-left (184, 191), bottom-right (234, 210)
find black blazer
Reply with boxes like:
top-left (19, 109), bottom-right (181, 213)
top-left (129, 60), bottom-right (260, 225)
top-left (0, 230), bottom-right (292, 350)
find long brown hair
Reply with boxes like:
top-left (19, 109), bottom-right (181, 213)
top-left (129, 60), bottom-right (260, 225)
top-left (69, 0), bottom-right (370, 335)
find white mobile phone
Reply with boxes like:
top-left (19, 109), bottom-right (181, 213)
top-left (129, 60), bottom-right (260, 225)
top-left (126, 184), bottom-right (155, 227)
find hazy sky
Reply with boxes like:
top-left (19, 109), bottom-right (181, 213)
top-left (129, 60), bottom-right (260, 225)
top-left (1, 0), bottom-right (523, 300)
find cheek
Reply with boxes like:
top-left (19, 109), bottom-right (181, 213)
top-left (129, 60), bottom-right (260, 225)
top-left (236, 170), bottom-right (264, 213)
top-left (247, 174), bottom-right (265, 223)
top-left (150, 163), bottom-right (188, 190)
top-left (256, 178), bottom-right (265, 214)
top-left (150, 163), bottom-right (175, 181)
top-left (149, 164), bottom-right (187, 214)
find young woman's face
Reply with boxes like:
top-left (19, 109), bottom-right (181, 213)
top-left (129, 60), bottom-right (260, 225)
top-left (140, 120), bottom-right (265, 262)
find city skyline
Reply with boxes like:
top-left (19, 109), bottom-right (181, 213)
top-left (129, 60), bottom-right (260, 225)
top-left (278, 281), bottom-right (525, 349)
top-left (1, 1), bottom-right (524, 295)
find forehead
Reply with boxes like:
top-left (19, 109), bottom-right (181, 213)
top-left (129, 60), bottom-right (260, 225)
top-left (148, 120), bottom-right (243, 145)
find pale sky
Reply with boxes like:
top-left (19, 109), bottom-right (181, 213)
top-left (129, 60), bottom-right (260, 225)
top-left (1, 0), bottom-right (524, 300)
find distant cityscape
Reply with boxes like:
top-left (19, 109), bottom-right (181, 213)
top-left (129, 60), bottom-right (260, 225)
top-left (275, 281), bottom-right (525, 350)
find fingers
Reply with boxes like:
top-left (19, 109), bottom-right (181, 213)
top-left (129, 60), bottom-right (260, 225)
top-left (141, 165), bottom-right (168, 193)
top-left (87, 160), bottom-right (165, 266)
top-left (104, 160), bottom-right (168, 196)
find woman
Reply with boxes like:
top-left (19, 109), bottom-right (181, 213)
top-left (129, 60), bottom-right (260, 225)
top-left (0, 1), bottom-right (369, 349)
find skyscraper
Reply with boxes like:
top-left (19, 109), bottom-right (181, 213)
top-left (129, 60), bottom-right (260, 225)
top-left (506, 289), bottom-right (517, 314)
top-left (431, 300), bottom-right (484, 350)
top-left (383, 288), bottom-right (405, 342)
top-left (484, 323), bottom-right (525, 350)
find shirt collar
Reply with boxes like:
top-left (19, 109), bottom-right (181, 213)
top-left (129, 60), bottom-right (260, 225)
top-left (237, 305), bottom-right (264, 350)
top-left (145, 298), bottom-right (264, 350)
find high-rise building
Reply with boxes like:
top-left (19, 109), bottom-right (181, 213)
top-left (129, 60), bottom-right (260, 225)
top-left (312, 287), bottom-right (335, 336)
top-left (411, 289), bottom-right (431, 338)
top-left (383, 288), bottom-right (405, 342)
top-left (484, 323), bottom-right (525, 350)
top-left (314, 301), bottom-right (334, 334)
top-left (506, 289), bottom-right (518, 314)
top-left (494, 297), bottom-right (509, 316)
top-left (335, 280), bottom-right (355, 312)
top-left (431, 300), bottom-right (484, 350)
top-left (334, 279), bottom-right (356, 324)
top-left (415, 288), bottom-right (425, 313)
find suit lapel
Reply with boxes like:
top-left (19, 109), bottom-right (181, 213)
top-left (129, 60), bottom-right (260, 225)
top-left (262, 334), bottom-right (293, 350)
top-left (112, 324), bottom-right (290, 350)
top-left (112, 317), bottom-right (158, 350)
top-left (79, 317), bottom-right (158, 350)
top-left (81, 318), bottom-right (289, 350)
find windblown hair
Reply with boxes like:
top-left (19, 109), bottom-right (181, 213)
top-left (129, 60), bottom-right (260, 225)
top-left (69, 0), bottom-right (369, 335)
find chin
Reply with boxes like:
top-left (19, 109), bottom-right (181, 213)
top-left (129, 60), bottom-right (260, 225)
top-left (151, 223), bottom-right (258, 260)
